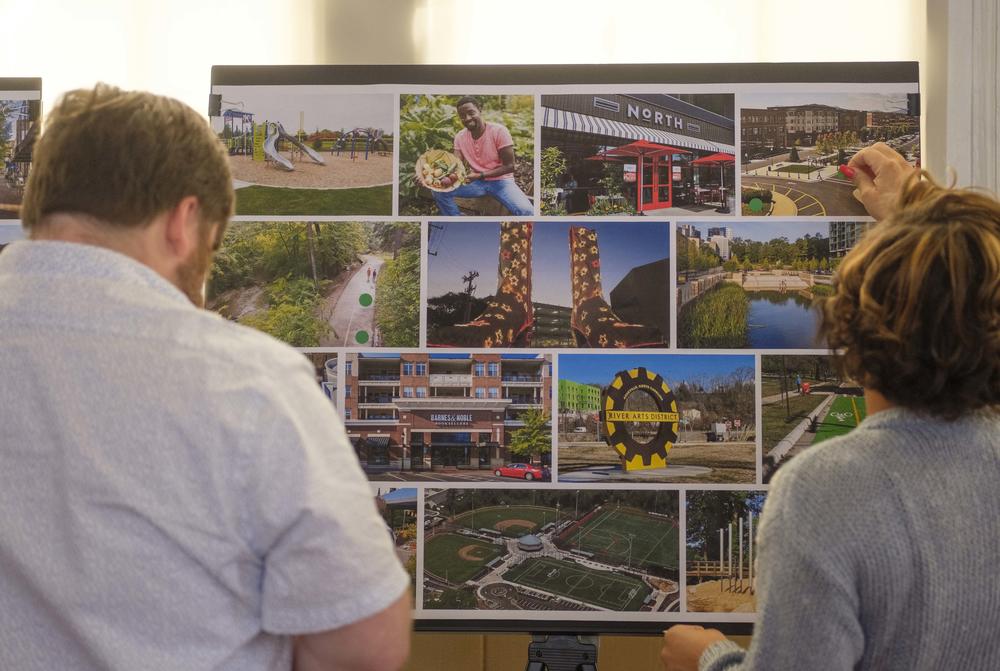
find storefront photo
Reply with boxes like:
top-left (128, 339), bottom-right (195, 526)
top-left (344, 352), bottom-right (552, 481)
top-left (540, 93), bottom-right (736, 216)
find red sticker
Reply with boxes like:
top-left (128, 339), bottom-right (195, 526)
top-left (839, 165), bottom-right (856, 179)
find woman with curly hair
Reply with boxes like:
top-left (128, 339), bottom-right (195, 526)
top-left (661, 143), bottom-right (1000, 671)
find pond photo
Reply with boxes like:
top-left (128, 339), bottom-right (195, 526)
top-left (676, 222), bottom-right (869, 350)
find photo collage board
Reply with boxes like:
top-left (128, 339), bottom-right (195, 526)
top-left (0, 64), bottom-right (920, 633)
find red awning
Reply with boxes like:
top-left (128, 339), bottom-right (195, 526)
top-left (691, 152), bottom-right (736, 165)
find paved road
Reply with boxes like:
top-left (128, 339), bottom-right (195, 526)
top-left (328, 254), bottom-right (383, 347)
top-left (742, 175), bottom-right (868, 216)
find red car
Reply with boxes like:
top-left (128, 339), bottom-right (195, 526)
top-left (493, 463), bottom-right (550, 481)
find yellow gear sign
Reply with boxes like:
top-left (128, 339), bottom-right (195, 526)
top-left (600, 368), bottom-right (679, 471)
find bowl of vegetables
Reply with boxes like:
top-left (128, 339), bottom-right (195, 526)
top-left (416, 149), bottom-right (467, 192)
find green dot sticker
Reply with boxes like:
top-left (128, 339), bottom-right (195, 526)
top-left (355, 330), bottom-right (370, 344)
top-left (748, 197), bottom-right (764, 213)
top-left (359, 293), bottom-right (373, 307)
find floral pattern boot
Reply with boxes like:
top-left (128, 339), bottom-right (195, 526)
top-left (569, 226), bottom-right (666, 348)
top-left (430, 221), bottom-right (534, 347)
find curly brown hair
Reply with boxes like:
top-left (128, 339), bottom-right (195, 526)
top-left (819, 172), bottom-right (1000, 420)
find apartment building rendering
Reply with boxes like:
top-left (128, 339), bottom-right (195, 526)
top-left (344, 353), bottom-right (552, 477)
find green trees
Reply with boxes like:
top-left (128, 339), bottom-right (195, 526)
top-left (374, 247), bottom-right (420, 347)
top-left (508, 410), bottom-right (552, 462)
top-left (540, 146), bottom-right (568, 214)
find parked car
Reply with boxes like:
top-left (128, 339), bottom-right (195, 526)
top-left (494, 463), bottom-right (550, 481)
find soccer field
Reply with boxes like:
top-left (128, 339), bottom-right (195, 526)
top-left (453, 505), bottom-right (560, 537)
top-left (813, 395), bottom-right (866, 444)
top-left (425, 533), bottom-right (505, 584)
top-left (559, 507), bottom-right (679, 573)
top-left (504, 557), bottom-right (651, 611)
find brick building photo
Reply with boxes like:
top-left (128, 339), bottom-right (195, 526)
top-left (344, 353), bottom-right (552, 481)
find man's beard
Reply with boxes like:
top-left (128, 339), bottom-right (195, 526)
top-left (176, 234), bottom-right (215, 308)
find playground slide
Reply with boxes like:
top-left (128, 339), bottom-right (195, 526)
top-left (263, 122), bottom-right (327, 171)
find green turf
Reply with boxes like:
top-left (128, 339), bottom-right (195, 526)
top-left (761, 392), bottom-right (828, 451)
top-left (424, 533), bottom-right (505, 584)
top-left (813, 395), bottom-right (866, 444)
top-left (453, 506), bottom-right (560, 538)
top-left (777, 164), bottom-right (821, 174)
top-left (559, 507), bottom-right (678, 573)
top-left (503, 557), bottom-right (651, 611)
top-left (234, 184), bottom-right (392, 215)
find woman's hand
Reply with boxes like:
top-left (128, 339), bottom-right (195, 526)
top-left (661, 625), bottom-right (727, 671)
top-left (847, 142), bottom-right (917, 220)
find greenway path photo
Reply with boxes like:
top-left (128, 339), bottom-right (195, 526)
top-left (677, 222), bottom-right (852, 349)
top-left (211, 87), bottom-right (394, 215)
top-left (207, 222), bottom-right (419, 347)
top-left (423, 489), bottom-right (679, 613)
top-left (740, 91), bottom-right (919, 216)
top-left (760, 355), bottom-right (866, 482)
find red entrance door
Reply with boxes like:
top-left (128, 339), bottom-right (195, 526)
top-left (638, 155), bottom-right (673, 211)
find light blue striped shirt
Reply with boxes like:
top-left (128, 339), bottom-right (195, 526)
top-left (0, 240), bottom-right (408, 670)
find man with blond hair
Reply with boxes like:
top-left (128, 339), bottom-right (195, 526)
top-left (0, 84), bottom-right (410, 671)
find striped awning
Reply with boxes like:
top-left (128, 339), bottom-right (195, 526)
top-left (542, 107), bottom-right (735, 155)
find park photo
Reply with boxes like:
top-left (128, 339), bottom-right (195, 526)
top-left (761, 355), bottom-right (865, 483)
top-left (685, 490), bottom-right (765, 614)
top-left (427, 221), bottom-right (669, 349)
top-left (344, 352), bottom-right (552, 481)
top-left (740, 91), bottom-right (919, 216)
top-left (0, 96), bottom-right (40, 219)
top-left (374, 486), bottom-right (418, 604)
top-left (422, 488), bottom-right (679, 613)
top-left (540, 93), bottom-right (736, 216)
top-left (398, 94), bottom-right (534, 216)
top-left (557, 353), bottom-right (756, 484)
top-left (206, 221), bottom-right (420, 348)
top-left (677, 221), bottom-right (853, 349)
top-left (210, 87), bottom-right (394, 215)
top-left (301, 351), bottom-right (339, 407)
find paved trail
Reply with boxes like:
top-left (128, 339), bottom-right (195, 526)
top-left (325, 254), bottom-right (384, 347)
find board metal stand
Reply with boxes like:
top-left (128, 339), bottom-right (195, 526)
top-left (525, 634), bottom-right (598, 671)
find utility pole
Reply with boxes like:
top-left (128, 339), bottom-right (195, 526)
top-left (461, 270), bottom-right (479, 322)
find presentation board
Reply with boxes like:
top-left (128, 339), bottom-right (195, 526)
top-left (207, 63), bottom-right (920, 634)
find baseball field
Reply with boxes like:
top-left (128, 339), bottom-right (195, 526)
top-left (424, 532), bottom-right (505, 584)
top-left (453, 505), bottom-right (560, 537)
top-left (558, 506), bottom-right (679, 574)
top-left (503, 556), bottom-right (651, 611)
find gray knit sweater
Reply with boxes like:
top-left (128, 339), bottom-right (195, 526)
top-left (702, 407), bottom-right (1000, 670)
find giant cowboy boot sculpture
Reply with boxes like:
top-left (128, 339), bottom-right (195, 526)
top-left (430, 221), bottom-right (534, 347)
top-left (569, 226), bottom-right (666, 348)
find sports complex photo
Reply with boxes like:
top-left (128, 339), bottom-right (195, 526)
top-left (422, 489), bottom-right (679, 613)
top-left (557, 354), bottom-right (756, 483)
top-left (685, 490), bottom-right (765, 613)
top-left (740, 90), bottom-right (919, 216)
top-left (761, 355), bottom-right (865, 482)
top-left (210, 86), bottom-right (394, 215)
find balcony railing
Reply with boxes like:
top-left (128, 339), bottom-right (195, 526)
top-left (429, 374), bottom-right (473, 387)
top-left (362, 374), bottom-right (400, 381)
top-left (502, 375), bottom-right (542, 382)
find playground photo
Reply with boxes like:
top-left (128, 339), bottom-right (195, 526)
top-left (210, 86), bottom-right (394, 215)
top-left (685, 490), bottom-right (765, 613)
top-left (740, 91), bottom-right (919, 216)
top-left (398, 94), bottom-right (534, 216)
top-left (677, 222), bottom-right (837, 349)
top-left (422, 488), bottom-right (679, 613)
top-left (206, 221), bottom-right (419, 348)
top-left (374, 486), bottom-right (418, 604)
top-left (0, 96), bottom-right (40, 219)
top-left (761, 355), bottom-right (865, 482)
top-left (300, 351), bottom-right (339, 407)
top-left (540, 93), bottom-right (736, 216)
top-left (557, 353), bottom-right (756, 484)
top-left (426, 221), bottom-right (669, 348)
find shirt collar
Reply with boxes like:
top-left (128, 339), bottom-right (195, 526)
top-left (0, 239), bottom-right (192, 306)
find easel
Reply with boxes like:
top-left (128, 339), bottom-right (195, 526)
top-left (524, 634), bottom-right (598, 671)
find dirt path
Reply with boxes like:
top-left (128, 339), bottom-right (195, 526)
top-left (227, 152), bottom-right (392, 189)
top-left (318, 254), bottom-right (384, 347)
top-left (208, 285), bottom-right (265, 320)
